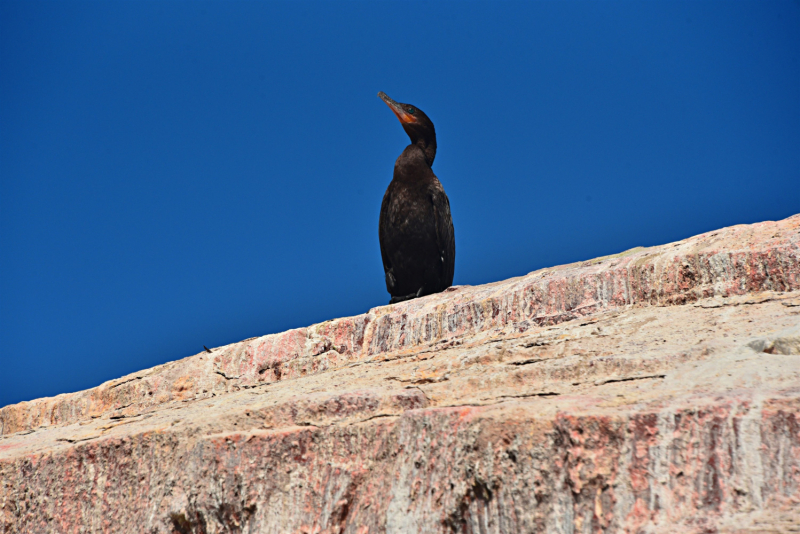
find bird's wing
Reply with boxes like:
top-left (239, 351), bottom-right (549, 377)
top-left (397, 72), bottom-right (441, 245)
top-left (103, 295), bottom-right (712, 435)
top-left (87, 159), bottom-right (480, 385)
top-left (378, 185), bottom-right (395, 292)
top-left (429, 179), bottom-right (456, 287)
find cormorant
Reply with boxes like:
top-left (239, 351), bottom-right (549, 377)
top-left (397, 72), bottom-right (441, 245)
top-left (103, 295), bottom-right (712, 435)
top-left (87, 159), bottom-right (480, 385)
top-left (377, 91), bottom-right (455, 304)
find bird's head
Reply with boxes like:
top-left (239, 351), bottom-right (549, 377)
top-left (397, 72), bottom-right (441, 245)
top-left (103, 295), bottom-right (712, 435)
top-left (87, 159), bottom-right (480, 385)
top-left (378, 91), bottom-right (437, 165)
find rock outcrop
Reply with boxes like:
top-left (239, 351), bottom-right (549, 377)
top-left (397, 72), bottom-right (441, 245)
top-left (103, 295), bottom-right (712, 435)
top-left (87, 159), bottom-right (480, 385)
top-left (1, 215), bottom-right (799, 533)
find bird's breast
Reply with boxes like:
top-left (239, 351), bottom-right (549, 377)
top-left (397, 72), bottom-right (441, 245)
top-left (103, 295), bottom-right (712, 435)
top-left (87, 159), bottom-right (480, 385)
top-left (384, 185), bottom-right (437, 245)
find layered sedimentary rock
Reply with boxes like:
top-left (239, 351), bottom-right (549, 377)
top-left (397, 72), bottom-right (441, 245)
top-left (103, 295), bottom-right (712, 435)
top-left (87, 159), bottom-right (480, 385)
top-left (1, 215), bottom-right (799, 533)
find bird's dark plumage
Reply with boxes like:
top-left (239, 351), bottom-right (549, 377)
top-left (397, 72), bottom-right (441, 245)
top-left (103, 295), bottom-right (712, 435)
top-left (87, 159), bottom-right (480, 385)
top-left (378, 92), bottom-right (455, 304)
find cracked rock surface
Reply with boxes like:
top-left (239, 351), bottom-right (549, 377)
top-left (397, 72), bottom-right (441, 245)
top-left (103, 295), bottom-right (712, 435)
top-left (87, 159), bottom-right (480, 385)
top-left (1, 214), bottom-right (799, 533)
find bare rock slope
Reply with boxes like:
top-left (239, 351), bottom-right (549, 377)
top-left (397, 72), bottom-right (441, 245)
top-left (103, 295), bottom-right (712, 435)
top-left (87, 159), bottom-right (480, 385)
top-left (2, 215), bottom-right (799, 533)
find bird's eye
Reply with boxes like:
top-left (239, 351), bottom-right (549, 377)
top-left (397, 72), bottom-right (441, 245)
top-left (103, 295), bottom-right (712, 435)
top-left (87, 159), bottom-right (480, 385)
top-left (406, 106), bottom-right (416, 114)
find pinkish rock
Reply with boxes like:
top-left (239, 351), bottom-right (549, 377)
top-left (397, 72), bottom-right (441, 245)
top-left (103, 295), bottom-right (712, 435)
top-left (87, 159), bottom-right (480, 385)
top-left (1, 214), bottom-right (799, 533)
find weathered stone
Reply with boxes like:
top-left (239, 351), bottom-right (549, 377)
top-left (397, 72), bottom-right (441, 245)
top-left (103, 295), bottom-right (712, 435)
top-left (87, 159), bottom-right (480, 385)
top-left (1, 214), bottom-right (799, 533)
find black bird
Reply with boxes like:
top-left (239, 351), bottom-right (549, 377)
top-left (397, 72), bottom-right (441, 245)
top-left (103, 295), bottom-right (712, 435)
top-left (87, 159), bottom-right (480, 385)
top-left (378, 91), bottom-right (455, 304)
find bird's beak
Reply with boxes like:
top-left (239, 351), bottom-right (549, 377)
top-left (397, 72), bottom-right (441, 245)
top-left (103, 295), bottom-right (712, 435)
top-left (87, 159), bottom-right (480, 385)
top-left (378, 91), bottom-right (417, 124)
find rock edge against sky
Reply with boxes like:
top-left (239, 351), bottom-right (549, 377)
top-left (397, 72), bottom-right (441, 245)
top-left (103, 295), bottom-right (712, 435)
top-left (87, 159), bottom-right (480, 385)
top-left (1, 214), bottom-right (799, 533)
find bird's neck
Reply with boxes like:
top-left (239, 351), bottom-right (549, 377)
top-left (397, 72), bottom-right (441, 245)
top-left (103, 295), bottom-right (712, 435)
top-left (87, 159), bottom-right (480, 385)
top-left (414, 137), bottom-right (436, 167)
top-left (395, 144), bottom-right (434, 181)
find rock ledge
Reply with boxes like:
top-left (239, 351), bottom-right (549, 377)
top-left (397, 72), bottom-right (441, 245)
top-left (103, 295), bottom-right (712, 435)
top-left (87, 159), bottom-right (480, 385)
top-left (1, 215), bottom-right (799, 533)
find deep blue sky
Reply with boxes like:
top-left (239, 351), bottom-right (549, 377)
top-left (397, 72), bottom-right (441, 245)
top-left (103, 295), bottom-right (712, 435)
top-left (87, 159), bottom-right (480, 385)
top-left (1, 1), bottom-right (798, 407)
